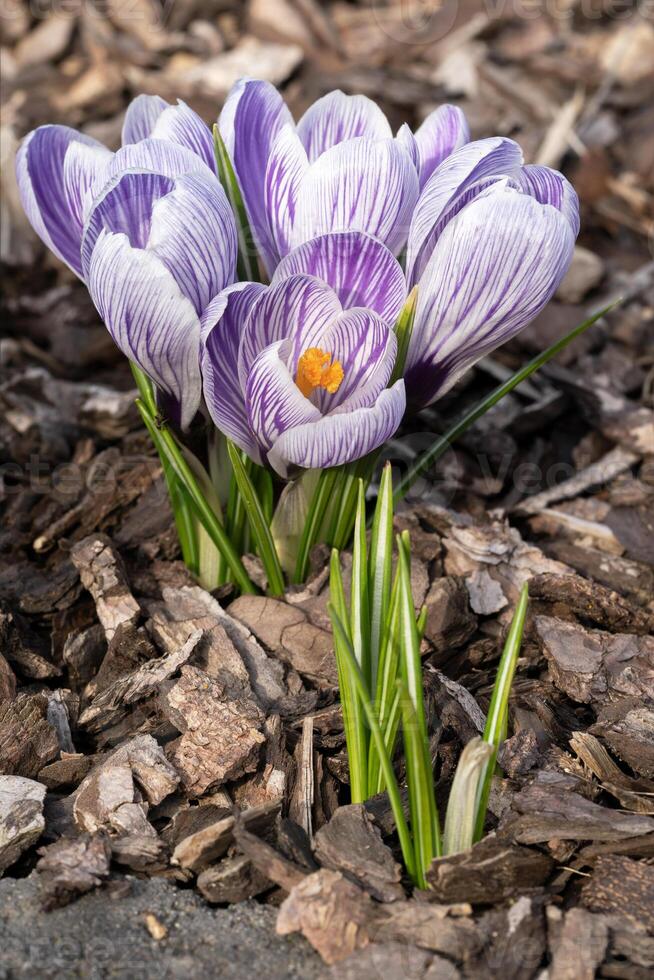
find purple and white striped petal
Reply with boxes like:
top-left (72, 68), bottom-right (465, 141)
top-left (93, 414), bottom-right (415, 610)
top-left (122, 94), bottom-right (169, 144)
top-left (81, 170), bottom-right (175, 277)
top-left (405, 184), bottom-right (576, 409)
top-left (149, 101), bottom-right (216, 172)
top-left (268, 381), bottom-right (406, 476)
top-left (513, 164), bottom-right (580, 238)
top-left (238, 274), bottom-right (341, 391)
top-left (264, 125), bottom-right (309, 258)
top-left (94, 138), bottom-right (213, 202)
top-left (147, 170), bottom-right (237, 314)
top-left (395, 123), bottom-right (420, 171)
top-left (406, 137), bottom-right (523, 286)
top-left (219, 79), bottom-right (294, 275)
top-left (316, 308), bottom-right (397, 413)
top-left (414, 105), bottom-right (470, 189)
top-left (245, 340), bottom-right (321, 454)
top-left (272, 232), bottom-right (407, 324)
top-left (87, 231), bottom-right (202, 429)
top-left (201, 282), bottom-right (266, 461)
top-left (296, 91), bottom-right (392, 162)
top-left (292, 138), bottom-right (419, 256)
top-left (16, 125), bottom-right (111, 277)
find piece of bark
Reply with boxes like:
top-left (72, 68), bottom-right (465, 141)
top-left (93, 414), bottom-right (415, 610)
top-left (110, 833), bottom-right (169, 873)
top-left (581, 855), bottom-right (654, 930)
top-left (0, 775), bottom-right (46, 873)
top-left (0, 606), bottom-right (59, 680)
top-left (196, 854), bottom-right (271, 904)
top-left (36, 834), bottom-right (111, 910)
top-left (87, 621), bottom-right (159, 699)
top-left (46, 689), bottom-right (75, 754)
top-left (529, 573), bottom-right (652, 634)
top-left (549, 908), bottom-right (608, 980)
top-left (313, 804), bottom-right (404, 902)
top-left (499, 773), bottom-right (654, 844)
top-left (228, 595), bottom-right (338, 688)
top-left (498, 729), bottom-right (541, 778)
top-left (289, 716), bottom-right (314, 838)
top-left (468, 897), bottom-right (546, 980)
top-left (38, 753), bottom-right (94, 791)
top-left (0, 652), bottom-right (16, 702)
top-left (70, 534), bottom-right (140, 641)
top-left (535, 616), bottom-right (654, 705)
top-left (233, 824), bottom-right (307, 893)
top-left (276, 868), bottom-right (374, 964)
top-left (62, 624), bottom-right (106, 692)
top-left (424, 833), bottom-right (552, 904)
top-left (373, 902), bottom-right (484, 962)
top-left (329, 942), bottom-right (455, 980)
top-left (172, 800), bottom-right (280, 872)
top-left (569, 732), bottom-right (654, 813)
top-left (73, 764), bottom-right (145, 835)
top-left (78, 630), bottom-right (201, 734)
top-left (591, 700), bottom-right (654, 778)
top-left (231, 714), bottom-right (292, 810)
top-left (103, 734), bottom-right (180, 805)
top-left (0, 692), bottom-right (60, 777)
top-left (514, 447), bottom-right (639, 516)
top-left (162, 665), bottom-right (265, 797)
top-left (423, 577), bottom-right (477, 654)
top-left (545, 541), bottom-right (654, 607)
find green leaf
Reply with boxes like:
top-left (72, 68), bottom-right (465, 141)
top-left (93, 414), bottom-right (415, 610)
top-left (473, 582), bottom-right (529, 842)
top-left (136, 399), bottom-right (256, 595)
top-left (394, 302), bottom-right (619, 505)
top-left (330, 551), bottom-right (368, 803)
top-left (367, 567), bottom-right (401, 797)
top-left (350, 480), bottom-right (370, 685)
top-left (293, 468), bottom-right (340, 583)
top-left (390, 286), bottom-right (418, 386)
top-left (213, 124), bottom-right (261, 283)
top-left (368, 462), bottom-right (394, 695)
top-left (329, 604), bottom-right (416, 881)
top-left (227, 441), bottom-right (285, 596)
top-left (443, 737), bottom-right (494, 856)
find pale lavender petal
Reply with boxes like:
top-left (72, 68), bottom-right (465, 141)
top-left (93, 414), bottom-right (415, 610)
top-left (16, 125), bottom-right (110, 277)
top-left (268, 382), bottom-right (406, 476)
top-left (87, 231), bottom-right (201, 428)
top-left (292, 138), bottom-right (419, 256)
top-left (272, 231), bottom-right (407, 324)
top-left (201, 282), bottom-right (266, 461)
top-left (406, 137), bottom-right (523, 286)
top-left (406, 184), bottom-right (576, 409)
top-left (245, 340), bottom-right (321, 453)
top-left (514, 164), bottom-right (580, 238)
top-left (296, 90), bottom-right (392, 162)
top-left (81, 170), bottom-right (175, 278)
top-left (219, 79), bottom-right (294, 275)
top-left (238, 274), bottom-right (341, 392)
top-left (414, 105), bottom-right (470, 188)
top-left (395, 122), bottom-right (419, 170)
top-left (94, 138), bottom-right (212, 202)
top-left (122, 94), bottom-right (169, 144)
top-left (264, 125), bottom-right (309, 258)
top-left (316, 308), bottom-right (397, 413)
top-left (147, 171), bottom-right (237, 314)
top-left (149, 101), bottom-right (216, 171)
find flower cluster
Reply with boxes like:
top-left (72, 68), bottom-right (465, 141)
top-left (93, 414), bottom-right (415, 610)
top-left (17, 81), bottom-right (579, 476)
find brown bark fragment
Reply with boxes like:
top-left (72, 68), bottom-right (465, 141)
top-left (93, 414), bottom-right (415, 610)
top-left (314, 804), bottom-right (404, 902)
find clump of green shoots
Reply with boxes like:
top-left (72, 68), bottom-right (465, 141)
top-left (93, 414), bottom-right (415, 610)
top-left (328, 463), bottom-right (529, 889)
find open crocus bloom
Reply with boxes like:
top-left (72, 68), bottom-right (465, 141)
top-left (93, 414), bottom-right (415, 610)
top-left (15, 95), bottom-right (215, 279)
top-left (201, 271), bottom-right (405, 476)
top-left (219, 79), bottom-right (468, 275)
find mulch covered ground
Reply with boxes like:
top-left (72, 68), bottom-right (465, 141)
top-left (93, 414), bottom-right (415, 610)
top-left (1, 2), bottom-right (653, 977)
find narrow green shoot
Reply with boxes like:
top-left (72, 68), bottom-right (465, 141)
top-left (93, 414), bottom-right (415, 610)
top-left (390, 286), bottom-right (418, 386)
top-left (368, 462), bottom-right (394, 694)
top-left (294, 468), bottom-right (340, 583)
top-left (350, 481), bottom-right (371, 685)
top-left (213, 125), bottom-right (260, 283)
top-left (443, 738), bottom-right (494, 855)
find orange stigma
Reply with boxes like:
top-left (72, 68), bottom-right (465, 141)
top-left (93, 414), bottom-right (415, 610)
top-left (296, 347), bottom-right (344, 398)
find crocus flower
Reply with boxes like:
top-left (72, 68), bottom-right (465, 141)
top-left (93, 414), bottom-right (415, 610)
top-left (201, 268), bottom-right (405, 476)
top-left (16, 95), bottom-right (215, 279)
top-left (218, 79), bottom-right (468, 274)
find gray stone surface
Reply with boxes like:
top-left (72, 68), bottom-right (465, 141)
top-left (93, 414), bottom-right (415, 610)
top-left (0, 874), bottom-right (326, 979)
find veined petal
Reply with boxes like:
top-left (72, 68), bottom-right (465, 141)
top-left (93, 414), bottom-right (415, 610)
top-left (272, 231), bottom-right (407, 324)
top-left (264, 125), bottom-right (309, 258)
top-left (395, 122), bottom-right (420, 170)
top-left (317, 308), bottom-right (397, 412)
top-left (81, 170), bottom-right (176, 278)
top-left (201, 282), bottom-right (266, 461)
top-left (93, 138), bottom-right (212, 204)
top-left (292, 138), bottom-right (419, 256)
top-left (406, 137), bottom-right (523, 286)
top-left (149, 101), bottom-right (216, 172)
top-left (238, 274), bottom-right (341, 391)
top-left (87, 231), bottom-right (202, 429)
top-left (406, 184), bottom-right (576, 409)
top-left (268, 381), bottom-right (406, 476)
top-left (514, 164), bottom-right (580, 238)
top-left (296, 90), bottom-right (392, 162)
top-left (147, 170), bottom-right (237, 314)
top-left (414, 105), bottom-right (470, 189)
top-left (219, 78), bottom-right (294, 275)
top-left (16, 125), bottom-right (111, 277)
top-left (245, 340), bottom-right (321, 453)
top-left (121, 94), bottom-right (169, 144)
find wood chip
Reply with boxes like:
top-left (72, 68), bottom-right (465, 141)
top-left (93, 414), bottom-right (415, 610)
top-left (70, 534), bottom-right (140, 641)
top-left (0, 775), bottom-right (46, 873)
top-left (171, 801), bottom-right (280, 872)
top-left (581, 855), bottom-right (654, 929)
top-left (36, 834), bottom-right (111, 910)
top-left (0, 692), bottom-right (59, 777)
